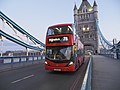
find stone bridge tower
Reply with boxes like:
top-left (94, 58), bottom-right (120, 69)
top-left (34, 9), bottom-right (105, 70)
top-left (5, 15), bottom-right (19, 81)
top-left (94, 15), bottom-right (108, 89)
top-left (74, 0), bottom-right (99, 54)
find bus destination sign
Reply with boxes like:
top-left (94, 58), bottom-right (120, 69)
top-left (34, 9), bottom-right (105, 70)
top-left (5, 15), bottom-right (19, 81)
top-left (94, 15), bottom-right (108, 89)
top-left (48, 36), bottom-right (68, 43)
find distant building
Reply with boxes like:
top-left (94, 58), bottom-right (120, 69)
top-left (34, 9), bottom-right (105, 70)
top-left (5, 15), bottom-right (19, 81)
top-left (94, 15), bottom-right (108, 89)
top-left (73, 0), bottom-right (99, 54)
top-left (3, 50), bottom-right (42, 56)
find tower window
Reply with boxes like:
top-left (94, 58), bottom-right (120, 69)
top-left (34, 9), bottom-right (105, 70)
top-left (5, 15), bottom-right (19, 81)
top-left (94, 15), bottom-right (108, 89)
top-left (79, 26), bottom-right (81, 30)
top-left (85, 34), bottom-right (89, 38)
top-left (90, 34), bottom-right (92, 38)
top-left (83, 10), bottom-right (85, 13)
top-left (82, 5), bottom-right (88, 13)
top-left (82, 25), bottom-right (90, 32)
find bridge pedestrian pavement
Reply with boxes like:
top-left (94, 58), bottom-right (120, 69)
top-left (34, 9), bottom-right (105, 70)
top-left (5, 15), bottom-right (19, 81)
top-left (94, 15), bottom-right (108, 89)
top-left (92, 55), bottom-right (120, 90)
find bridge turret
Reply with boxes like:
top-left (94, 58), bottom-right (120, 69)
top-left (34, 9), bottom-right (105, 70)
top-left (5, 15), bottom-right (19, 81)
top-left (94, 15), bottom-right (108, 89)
top-left (74, 4), bottom-right (78, 16)
top-left (73, 0), bottom-right (99, 54)
top-left (93, 0), bottom-right (98, 20)
top-left (73, 4), bottom-right (78, 29)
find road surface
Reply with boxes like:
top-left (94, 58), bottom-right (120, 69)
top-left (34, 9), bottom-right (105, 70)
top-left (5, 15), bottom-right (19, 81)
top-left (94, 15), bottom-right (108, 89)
top-left (0, 57), bottom-right (89, 90)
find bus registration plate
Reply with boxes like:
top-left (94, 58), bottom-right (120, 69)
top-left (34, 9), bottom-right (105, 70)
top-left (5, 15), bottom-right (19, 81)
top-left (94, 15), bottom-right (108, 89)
top-left (54, 69), bottom-right (61, 71)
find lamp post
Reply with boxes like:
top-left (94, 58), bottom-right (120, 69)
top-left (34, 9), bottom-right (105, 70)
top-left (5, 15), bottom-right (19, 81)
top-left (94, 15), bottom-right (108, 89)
top-left (0, 35), bottom-right (3, 57)
top-left (26, 36), bottom-right (29, 56)
top-left (0, 19), bottom-right (6, 57)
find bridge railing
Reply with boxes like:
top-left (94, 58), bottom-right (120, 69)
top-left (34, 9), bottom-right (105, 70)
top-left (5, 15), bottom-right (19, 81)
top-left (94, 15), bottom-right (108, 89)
top-left (81, 55), bottom-right (93, 90)
top-left (0, 55), bottom-right (45, 72)
top-left (100, 49), bottom-right (120, 59)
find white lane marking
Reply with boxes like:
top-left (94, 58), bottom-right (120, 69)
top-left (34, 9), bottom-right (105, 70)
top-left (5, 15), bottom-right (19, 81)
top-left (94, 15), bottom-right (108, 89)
top-left (11, 74), bottom-right (34, 84)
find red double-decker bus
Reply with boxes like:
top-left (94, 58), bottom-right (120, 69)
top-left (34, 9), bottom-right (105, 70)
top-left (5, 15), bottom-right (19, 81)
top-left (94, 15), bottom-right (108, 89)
top-left (45, 24), bottom-right (84, 72)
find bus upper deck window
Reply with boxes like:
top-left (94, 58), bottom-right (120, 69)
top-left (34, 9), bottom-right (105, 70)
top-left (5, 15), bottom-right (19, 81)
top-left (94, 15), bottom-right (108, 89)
top-left (47, 29), bottom-right (54, 36)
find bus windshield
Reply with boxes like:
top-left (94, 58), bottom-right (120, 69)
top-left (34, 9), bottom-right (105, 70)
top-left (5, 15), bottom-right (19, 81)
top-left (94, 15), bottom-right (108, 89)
top-left (47, 25), bottom-right (73, 36)
top-left (46, 46), bottom-right (72, 61)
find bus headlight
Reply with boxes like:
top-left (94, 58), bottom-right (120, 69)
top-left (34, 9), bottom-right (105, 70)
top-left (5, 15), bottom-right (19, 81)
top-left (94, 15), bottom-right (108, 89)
top-left (45, 61), bottom-right (48, 65)
top-left (68, 61), bottom-right (73, 66)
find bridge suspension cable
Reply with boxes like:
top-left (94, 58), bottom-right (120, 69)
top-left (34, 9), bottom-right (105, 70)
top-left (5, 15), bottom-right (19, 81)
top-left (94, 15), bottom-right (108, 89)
top-left (0, 11), bottom-right (45, 51)
top-left (95, 20), bottom-right (113, 50)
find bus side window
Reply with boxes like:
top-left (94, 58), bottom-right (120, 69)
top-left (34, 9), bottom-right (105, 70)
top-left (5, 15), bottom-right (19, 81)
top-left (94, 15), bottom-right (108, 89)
top-left (48, 29), bottom-right (54, 35)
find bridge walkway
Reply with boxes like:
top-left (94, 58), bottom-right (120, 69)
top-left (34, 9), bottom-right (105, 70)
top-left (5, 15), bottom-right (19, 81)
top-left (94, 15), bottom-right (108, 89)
top-left (92, 55), bottom-right (120, 90)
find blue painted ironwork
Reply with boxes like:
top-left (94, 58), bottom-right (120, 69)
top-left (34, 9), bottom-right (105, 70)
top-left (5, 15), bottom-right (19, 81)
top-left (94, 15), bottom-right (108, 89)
top-left (0, 29), bottom-right (43, 50)
top-left (95, 20), bottom-right (113, 50)
top-left (0, 11), bottom-right (45, 49)
top-left (95, 20), bottom-right (120, 59)
top-left (0, 55), bottom-right (45, 63)
top-left (0, 55), bottom-right (45, 71)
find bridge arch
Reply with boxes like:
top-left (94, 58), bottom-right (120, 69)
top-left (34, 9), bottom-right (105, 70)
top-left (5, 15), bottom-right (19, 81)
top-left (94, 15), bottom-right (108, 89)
top-left (84, 43), bottom-right (97, 54)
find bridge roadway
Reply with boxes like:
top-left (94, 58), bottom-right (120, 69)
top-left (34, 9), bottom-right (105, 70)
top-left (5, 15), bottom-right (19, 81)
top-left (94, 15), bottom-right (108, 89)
top-left (92, 55), bottom-right (120, 90)
top-left (0, 56), bottom-right (89, 90)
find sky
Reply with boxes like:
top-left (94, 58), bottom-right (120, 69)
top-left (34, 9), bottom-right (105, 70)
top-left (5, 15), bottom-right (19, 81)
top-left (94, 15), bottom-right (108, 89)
top-left (0, 0), bottom-right (120, 44)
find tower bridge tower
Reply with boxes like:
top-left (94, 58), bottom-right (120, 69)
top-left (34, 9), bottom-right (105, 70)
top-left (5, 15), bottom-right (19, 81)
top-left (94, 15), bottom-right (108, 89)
top-left (74, 0), bottom-right (98, 54)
